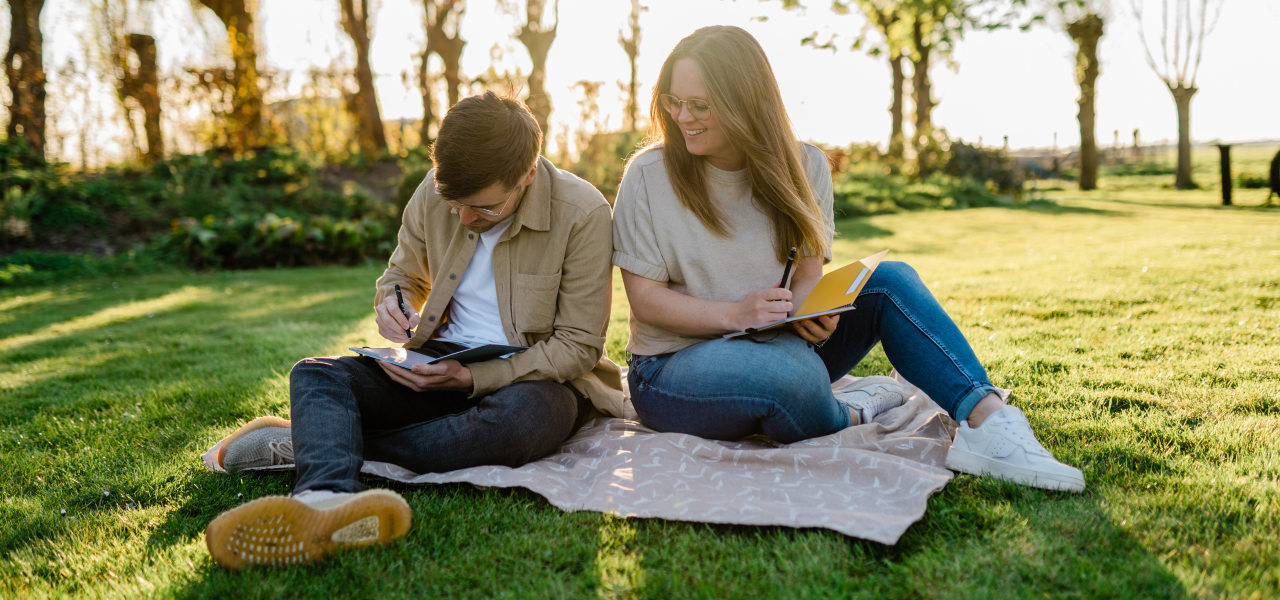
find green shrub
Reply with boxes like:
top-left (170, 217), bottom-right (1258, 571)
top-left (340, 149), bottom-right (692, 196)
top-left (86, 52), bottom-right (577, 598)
top-left (944, 142), bottom-right (1023, 192)
top-left (162, 213), bottom-right (394, 270)
top-left (1237, 171), bottom-right (1269, 189)
top-left (1103, 162), bottom-right (1176, 176)
top-left (832, 171), bottom-right (1003, 217)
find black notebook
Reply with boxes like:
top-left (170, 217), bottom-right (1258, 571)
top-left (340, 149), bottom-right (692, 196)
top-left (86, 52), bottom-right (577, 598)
top-left (350, 344), bottom-right (528, 369)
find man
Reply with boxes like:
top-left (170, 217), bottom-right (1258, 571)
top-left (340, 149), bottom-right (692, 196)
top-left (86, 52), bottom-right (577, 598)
top-left (204, 92), bottom-right (623, 570)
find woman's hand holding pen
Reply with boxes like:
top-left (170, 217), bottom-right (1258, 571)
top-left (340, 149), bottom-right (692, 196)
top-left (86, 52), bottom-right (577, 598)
top-left (733, 286), bottom-right (792, 330)
top-left (375, 295), bottom-right (420, 343)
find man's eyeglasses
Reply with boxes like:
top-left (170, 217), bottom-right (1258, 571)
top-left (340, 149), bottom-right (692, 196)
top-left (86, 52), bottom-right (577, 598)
top-left (660, 94), bottom-right (713, 121)
top-left (444, 185), bottom-right (520, 217)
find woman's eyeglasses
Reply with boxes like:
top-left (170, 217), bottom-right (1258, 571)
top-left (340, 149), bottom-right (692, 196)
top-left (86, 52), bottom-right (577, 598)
top-left (444, 186), bottom-right (520, 217)
top-left (660, 94), bottom-right (713, 121)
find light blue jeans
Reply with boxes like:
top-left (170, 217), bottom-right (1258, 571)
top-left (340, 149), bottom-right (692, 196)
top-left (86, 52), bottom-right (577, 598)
top-left (628, 261), bottom-right (999, 444)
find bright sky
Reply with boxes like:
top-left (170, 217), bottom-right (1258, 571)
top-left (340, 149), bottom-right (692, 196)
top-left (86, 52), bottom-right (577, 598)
top-left (36, 0), bottom-right (1280, 159)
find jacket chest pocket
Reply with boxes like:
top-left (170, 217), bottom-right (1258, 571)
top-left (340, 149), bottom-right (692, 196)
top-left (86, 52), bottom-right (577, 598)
top-left (513, 272), bottom-right (561, 333)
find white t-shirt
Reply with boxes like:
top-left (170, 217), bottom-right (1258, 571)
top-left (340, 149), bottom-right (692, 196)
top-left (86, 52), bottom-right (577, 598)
top-left (611, 144), bottom-right (834, 356)
top-left (435, 220), bottom-right (514, 348)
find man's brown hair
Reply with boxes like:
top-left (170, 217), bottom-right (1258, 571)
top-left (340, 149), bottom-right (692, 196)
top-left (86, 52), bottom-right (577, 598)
top-left (430, 91), bottom-right (543, 200)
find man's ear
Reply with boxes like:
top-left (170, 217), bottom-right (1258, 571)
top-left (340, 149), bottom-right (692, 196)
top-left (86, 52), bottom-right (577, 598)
top-left (521, 162), bottom-right (538, 186)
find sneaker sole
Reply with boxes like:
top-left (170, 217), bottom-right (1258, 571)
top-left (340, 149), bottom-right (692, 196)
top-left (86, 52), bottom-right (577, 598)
top-left (206, 489), bottom-right (412, 570)
top-left (945, 447), bottom-right (1086, 493)
top-left (216, 416), bottom-right (292, 470)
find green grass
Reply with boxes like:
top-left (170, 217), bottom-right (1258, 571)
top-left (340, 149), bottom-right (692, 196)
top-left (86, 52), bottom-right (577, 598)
top-left (2, 182), bottom-right (1279, 598)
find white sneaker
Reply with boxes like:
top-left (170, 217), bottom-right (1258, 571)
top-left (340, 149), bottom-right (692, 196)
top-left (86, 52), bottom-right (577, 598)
top-left (833, 376), bottom-right (907, 425)
top-left (218, 416), bottom-right (293, 473)
top-left (205, 489), bottom-right (412, 570)
top-left (945, 405), bottom-right (1086, 492)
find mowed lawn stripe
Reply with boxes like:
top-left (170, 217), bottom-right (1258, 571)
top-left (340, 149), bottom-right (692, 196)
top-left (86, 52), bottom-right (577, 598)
top-left (1, 189), bottom-right (1277, 598)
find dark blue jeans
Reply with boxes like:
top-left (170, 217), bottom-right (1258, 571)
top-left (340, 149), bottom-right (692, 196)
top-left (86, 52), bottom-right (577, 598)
top-left (628, 261), bottom-right (999, 444)
top-left (290, 340), bottom-right (589, 494)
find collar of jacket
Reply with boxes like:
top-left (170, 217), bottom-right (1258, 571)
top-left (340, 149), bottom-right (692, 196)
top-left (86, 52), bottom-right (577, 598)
top-left (503, 156), bottom-right (554, 239)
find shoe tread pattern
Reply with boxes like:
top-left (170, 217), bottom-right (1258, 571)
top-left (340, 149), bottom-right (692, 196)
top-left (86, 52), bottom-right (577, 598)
top-left (205, 490), bottom-right (411, 570)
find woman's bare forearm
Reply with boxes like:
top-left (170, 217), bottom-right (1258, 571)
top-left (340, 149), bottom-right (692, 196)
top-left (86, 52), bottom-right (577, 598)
top-left (622, 272), bottom-right (740, 336)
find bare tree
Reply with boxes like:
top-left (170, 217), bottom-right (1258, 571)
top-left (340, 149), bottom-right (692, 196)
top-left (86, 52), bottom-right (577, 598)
top-left (427, 1), bottom-right (466, 108)
top-left (1130, 0), bottom-right (1223, 189)
top-left (196, 0), bottom-right (263, 152)
top-left (121, 34), bottom-right (164, 162)
top-left (6, 0), bottom-right (47, 156)
top-left (512, 0), bottom-right (558, 149)
top-left (1034, 1), bottom-right (1109, 190)
top-left (339, 0), bottom-right (389, 154)
top-left (416, 0), bottom-right (465, 145)
top-left (618, 0), bottom-right (644, 133)
top-left (98, 0), bottom-right (165, 163)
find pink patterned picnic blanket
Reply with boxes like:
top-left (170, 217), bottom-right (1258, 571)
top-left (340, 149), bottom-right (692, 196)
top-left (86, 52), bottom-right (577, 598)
top-left (202, 373), bottom-right (979, 545)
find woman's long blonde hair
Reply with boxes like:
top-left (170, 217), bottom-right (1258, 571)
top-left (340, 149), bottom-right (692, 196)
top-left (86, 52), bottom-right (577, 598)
top-left (644, 25), bottom-right (830, 263)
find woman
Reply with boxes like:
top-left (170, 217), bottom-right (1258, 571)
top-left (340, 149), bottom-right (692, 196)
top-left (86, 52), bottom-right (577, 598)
top-left (612, 26), bottom-right (1084, 492)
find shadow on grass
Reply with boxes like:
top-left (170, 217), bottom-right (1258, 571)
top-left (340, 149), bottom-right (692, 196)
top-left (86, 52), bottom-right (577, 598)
top-left (0, 267), bottom-right (379, 586)
top-left (1100, 196), bottom-right (1280, 213)
top-left (834, 219), bottom-right (894, 241)
top-left (1003, 199), bottom-right (1125, 216)
top-left (624, 478), bottom-right (1186, 598)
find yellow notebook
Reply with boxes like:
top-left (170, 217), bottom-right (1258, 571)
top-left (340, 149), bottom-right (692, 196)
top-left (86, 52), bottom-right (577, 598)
top-left (723, 249), bottom-right (889, 339)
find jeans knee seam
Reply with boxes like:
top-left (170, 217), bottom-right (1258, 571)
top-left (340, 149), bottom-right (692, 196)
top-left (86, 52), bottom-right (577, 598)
top-left (335, 368), bottom-right (364, 483)
top-left (870, 288), bottom-right (985, 390)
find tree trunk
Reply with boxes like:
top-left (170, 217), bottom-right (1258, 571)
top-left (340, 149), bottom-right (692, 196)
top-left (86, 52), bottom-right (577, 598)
top-left (619, 0), bottom-right (642, 133)
top-left (516, 0), bottom-right (558, 148)
top-left (889, 53), bottom-right (904, 160)
top-left (198, 0), bottom-right (262, 152)
top-left (424, 0), bottom-right (465, 110)
top-left (909, 20), bottom-right (935, 174)
top-left (416, 50), bottom-right (433, 145)
top-left (1068, 14), bottom-right (1102, 191)
top-left (120, 33), bottom-right (164, 163)
top-left (340, 0), bottom-right (389, 155)
top-left (910, 21), bottom-right (933, 139)
top-left (5, 0), bottom-right (47, 156)
top-left (1170, 84), bottom-right (1197, 189)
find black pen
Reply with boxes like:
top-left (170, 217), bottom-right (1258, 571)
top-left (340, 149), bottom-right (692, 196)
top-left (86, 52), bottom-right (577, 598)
top-left (394, 284), bottom-right (413, 340)
top-left (779, 247), bottom-right (797, 291)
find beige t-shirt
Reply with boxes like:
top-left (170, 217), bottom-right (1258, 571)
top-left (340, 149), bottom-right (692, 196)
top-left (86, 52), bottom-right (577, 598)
top-left (612, 143), bottom-right (835, 356)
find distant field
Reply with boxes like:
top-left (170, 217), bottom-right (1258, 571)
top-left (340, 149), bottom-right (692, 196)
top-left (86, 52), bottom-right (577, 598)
top-left (2, 187), bottom-right (1278, 598)
top-left (1038, 144), bottom-right (1280, 194)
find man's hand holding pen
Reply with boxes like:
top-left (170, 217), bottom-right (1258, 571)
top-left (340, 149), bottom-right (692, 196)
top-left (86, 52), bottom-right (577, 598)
top-left (375, 294), bottom-right (420, 344)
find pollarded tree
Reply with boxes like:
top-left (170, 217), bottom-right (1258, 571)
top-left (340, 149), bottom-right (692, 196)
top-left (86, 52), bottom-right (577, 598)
top-left (1130, 0), bottom-right (1223, 189)
top-left (119, 33), bottom-right (164, 162)
top-left (339, 0), bottom-right (389, 154)
top-left (1032, 0), bottom-right (1109, 190)
top-left (97, 0), bottom-right (165, 163)
top-left (509, 0), bottom-right (558, 149)
top-left (6, 0), bottom-right (47, 156)
top-left (196, 0), bottom-right (263, 152)
top-left (416, 0), bottom-right (466, 145)
top-left (618, 0), bottom-right (645, 134)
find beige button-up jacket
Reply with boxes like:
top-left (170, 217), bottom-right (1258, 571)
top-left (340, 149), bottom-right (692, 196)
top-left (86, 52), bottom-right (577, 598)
top-left (374, 156), bottom-right (625, 417)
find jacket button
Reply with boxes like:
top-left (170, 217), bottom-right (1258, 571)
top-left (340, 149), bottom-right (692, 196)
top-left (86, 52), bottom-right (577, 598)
top-left (469, 233), bottom-right (475, 240)
top-left (428, 316), bottom-right (436, 322)
top-left (449, 273), bottom-right (456, 280)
